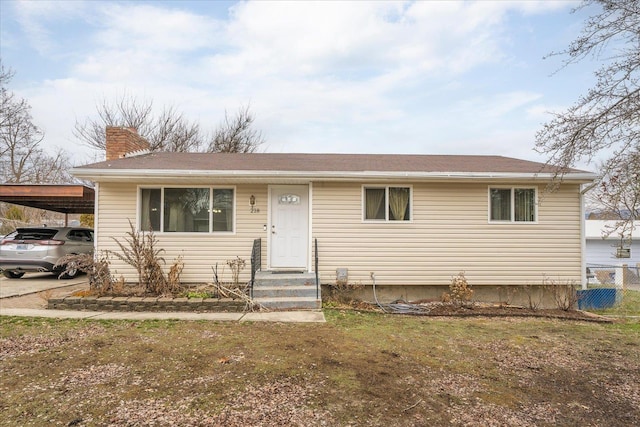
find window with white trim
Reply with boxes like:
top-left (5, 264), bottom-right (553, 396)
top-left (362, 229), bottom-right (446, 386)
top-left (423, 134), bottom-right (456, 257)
top-left (489, 187), bottom-right (536, 222)
top-left (364, 186), bottom-right (411, 221)
top-left (140, 187), bottom-right (234, 233)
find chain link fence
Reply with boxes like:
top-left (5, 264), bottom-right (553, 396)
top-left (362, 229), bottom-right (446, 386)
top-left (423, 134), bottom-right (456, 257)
top-left (580, 263), bottom-right (640, 315)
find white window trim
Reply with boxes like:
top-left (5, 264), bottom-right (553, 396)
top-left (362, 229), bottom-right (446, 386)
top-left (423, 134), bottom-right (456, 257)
top-left (362, 184), bottom-right (413, 223)
top-left (137, 185), bottom-right (236, 234)
top-left (487, 186), bottom-right (538, 224)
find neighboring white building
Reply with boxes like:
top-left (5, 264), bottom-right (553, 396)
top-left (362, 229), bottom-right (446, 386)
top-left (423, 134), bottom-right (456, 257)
top-left (585, 220), bottom-right (640, 267)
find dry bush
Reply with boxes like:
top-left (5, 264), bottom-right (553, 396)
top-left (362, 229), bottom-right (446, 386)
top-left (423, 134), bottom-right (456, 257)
top-left (523, 284), bottom-right (543, 310)
top-left (211, 258), bottom-right (248, 296)
top-left (112, 276), bottom-right (126, 295)
top-left (56, 253), bottom-right (114, 295)
top-left (543, 276), bottom-right (578, 311)
top-left (226, 256), bottom-right (246, 287)
top-left (209, 263), bottom-right (264, 311)
top-left (167, 255), bottom-right (184, 289)
top-left (108, 221), bottom-right (181, 296)
top-left (327, 280), bottom-right (364, 305)
top-left (448, 272), bottom-right (474, 307)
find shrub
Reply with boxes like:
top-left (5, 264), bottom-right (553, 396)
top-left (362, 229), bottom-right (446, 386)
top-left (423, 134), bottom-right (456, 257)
top-left (108, 221), bottom-right (181, 296)
top-left (543, 276), bottom-right (578, 311)
top-left (523, 284), bottom-right (542, 310)
top-left (327, 280), bottom-right (364, 305)
top-left (449, 272), bottom-right (474, 307)
top-left (56, 252), bottom-right (114, 295)
top-left (226, 256), bottom-right (246, 287)
top-left (80, 213), bottom-right (94, 228)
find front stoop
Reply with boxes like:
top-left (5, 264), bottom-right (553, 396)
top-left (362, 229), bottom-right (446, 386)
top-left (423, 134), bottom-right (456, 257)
top-left (252, 271), bottom-right (321, 310)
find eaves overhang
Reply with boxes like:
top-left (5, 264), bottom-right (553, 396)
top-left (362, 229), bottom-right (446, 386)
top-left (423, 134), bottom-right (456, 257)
top-left (0, 184), bottom-right (95, 214)
top-left (71, 168), bottom-right (598, 184)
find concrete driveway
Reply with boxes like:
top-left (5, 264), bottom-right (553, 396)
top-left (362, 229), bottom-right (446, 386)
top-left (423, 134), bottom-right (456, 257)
top-left (0, 272), bottom-right (88, 298)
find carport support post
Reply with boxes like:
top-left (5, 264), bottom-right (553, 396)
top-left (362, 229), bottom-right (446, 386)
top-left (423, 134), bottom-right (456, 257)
top-left (65, 213), bottom-right (69, 226)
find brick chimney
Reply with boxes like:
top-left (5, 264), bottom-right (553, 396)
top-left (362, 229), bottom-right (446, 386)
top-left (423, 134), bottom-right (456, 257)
top-left (105, 126), bottom-right (150, 160)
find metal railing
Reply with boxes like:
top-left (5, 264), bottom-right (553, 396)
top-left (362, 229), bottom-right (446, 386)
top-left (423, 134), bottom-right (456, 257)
top-left (314, 238), bottom-right (319, 299)
top-left (250, 238), bottom-right (261, 299)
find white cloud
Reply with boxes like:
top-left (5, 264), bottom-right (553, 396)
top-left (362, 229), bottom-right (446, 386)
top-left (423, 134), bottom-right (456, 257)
top-left (222, 1), bottom-right (509, 79)
top-left (94, 3), bottom-right (222, 52)
top-left (3, 0), bottom-right (584, 164)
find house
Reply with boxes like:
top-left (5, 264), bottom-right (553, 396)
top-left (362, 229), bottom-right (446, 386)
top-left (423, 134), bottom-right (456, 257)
top-left (585, 219), bottom-right (639, 285)
top-left (71, 127), bottom-right (597, 308)
top-left (586, 220), bottom-right (640, 266)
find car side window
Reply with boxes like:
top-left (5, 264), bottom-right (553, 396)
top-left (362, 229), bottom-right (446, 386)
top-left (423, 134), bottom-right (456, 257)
top-left (68, 230), bottom-right (93, 242)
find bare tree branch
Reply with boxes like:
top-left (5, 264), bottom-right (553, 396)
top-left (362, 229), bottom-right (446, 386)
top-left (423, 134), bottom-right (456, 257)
top-left (73, 95), bottom-right (202, 152)
top-left (535, 0), bottom-right (639, 242)
top-left (75, 95), bottom-right (265, 154)
top-left (207, 104), bottom-right (265, 153)
top-left (0, 59), bottom-right (72, 184)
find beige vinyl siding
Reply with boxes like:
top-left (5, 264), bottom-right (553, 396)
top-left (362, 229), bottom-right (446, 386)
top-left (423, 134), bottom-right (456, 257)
top-left (312, 181), bottom-right (582, 287)
top-left (98, 180), bottom-right (582, 287)
top-left (97, 182), bottom-right (268, 283)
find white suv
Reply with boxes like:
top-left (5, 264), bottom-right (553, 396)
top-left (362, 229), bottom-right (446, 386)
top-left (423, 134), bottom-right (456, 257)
top-left (0, 227), bottom-right (94, 279)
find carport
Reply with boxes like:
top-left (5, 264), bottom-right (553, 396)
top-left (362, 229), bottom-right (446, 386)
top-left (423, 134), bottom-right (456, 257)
top-left (0, 184), bottom-right (95, 225)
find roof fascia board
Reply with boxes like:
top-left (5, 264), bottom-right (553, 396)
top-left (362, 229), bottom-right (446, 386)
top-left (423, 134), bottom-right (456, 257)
top-left (71, 168), bottom-right (597, 183)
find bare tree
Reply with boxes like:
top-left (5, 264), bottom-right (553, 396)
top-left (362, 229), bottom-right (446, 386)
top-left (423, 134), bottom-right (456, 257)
top-left (0, 60), bottom-right (72, 184)
top-left (75, 96), bottom-right (264, 154)
top-left (74, 95), bottom-right (203, 152)
top-left (535, 0), bottom-right (639, 243)
top-left (206, 104), bottom-right (265, 153)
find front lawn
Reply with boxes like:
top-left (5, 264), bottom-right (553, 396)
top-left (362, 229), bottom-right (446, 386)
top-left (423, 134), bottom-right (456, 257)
top-left (0, 311), bottom-right (638, 426)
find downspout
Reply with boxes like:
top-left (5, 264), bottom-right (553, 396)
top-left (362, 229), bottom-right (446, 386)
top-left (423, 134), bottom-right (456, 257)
top-left (580, 182), bottom-right (598, 290)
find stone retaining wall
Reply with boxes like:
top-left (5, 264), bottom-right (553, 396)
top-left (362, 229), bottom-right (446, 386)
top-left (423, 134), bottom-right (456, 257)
top-left (47, 296), bottom-right (245, 312)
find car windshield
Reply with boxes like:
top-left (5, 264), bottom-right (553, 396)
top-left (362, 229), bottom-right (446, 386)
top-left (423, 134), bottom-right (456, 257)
top-left (11, 229), bottom-right (59, 241)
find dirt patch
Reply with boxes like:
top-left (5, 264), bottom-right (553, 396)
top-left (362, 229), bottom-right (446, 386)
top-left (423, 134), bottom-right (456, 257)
top-left (349, 300), bottom-right (613, 322)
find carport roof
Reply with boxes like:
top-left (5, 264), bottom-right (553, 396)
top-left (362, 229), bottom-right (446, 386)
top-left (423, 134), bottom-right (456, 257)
top-left (0, 184), bottom-right (95, 214)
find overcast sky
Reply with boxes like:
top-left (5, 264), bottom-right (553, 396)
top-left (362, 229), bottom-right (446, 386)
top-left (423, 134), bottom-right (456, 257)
top-left (1, 0), bottom-right (600, 168)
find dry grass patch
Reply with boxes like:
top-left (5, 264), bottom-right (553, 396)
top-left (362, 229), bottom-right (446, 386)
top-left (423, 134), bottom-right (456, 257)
top-left (0, 312), bottom-right (638, 426)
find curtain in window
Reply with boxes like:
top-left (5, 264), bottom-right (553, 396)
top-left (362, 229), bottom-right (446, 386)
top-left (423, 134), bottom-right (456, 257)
top-left (140, 189), bottom-right (160, 231)
top-left (213, 189), bottom-right (233, 232)
top-left (365, 188), bottom-right (385, 220)
top-left (389, 187), bottom-right (410, 221)
top-left (514, 189), bottom-right (535, 222)
top-left (490, 189), bottom-right (511, 221)
top-left (141, 190), bottom-right (151, 228)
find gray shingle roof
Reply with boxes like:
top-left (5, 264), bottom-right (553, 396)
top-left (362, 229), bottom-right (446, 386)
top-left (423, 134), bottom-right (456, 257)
top-left (75, 152), bottom-right (588, 174)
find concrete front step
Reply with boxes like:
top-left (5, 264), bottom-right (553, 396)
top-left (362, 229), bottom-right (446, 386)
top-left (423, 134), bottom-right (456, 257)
top-left (253, 297), bottom-right (322, 310)
top-left (254, 272), bottom-right (316, 282)
top-left (252, 271), bottom-right (321, 310)
top-left (252, 285), bottom-right (318, 299)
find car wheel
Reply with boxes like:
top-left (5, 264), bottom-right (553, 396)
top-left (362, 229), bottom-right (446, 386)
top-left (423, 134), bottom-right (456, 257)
top-left (60, 265), bottom-right (79, 279)
top-left (3, 271), bottom-right (25, 279)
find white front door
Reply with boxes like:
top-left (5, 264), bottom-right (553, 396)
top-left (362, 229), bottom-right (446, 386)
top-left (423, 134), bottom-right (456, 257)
top-left (270, 185), bottom-right (309, 269)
